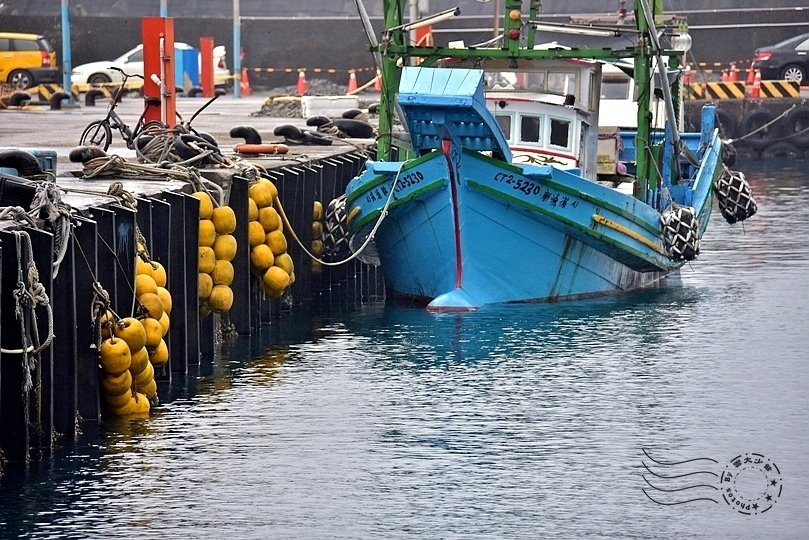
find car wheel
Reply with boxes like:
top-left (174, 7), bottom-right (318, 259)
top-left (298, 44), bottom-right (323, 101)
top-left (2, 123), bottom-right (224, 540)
top-left (780, 64), bottom-right (807, 84)
top-left (89, 73), bottom-right (112, 85)
top-left (8, 69), bottom-right (34, 89)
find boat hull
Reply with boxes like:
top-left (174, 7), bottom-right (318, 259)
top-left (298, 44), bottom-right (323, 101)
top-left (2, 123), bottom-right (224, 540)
top-left (344, 135), bottom-right (717, 310)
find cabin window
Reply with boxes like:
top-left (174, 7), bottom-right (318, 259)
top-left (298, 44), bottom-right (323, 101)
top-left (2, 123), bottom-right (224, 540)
top-left (520, 115), bottom-right (541, 143)
top-left (547, 71), bottom-right (577, 96)
top-left (601, 78), bottom-right (631, 100)
top-left (549, 117), bottom-right (571, 149)
top-left (495, 114), bottom-right (513, 140)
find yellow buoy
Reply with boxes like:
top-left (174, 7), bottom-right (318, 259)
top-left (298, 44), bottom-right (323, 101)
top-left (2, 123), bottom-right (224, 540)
top-left (274, 252), bottom-right (294, 276)
top-left (159, 311), bottom-right (170, 337)
top-left (198, 246), bottom-right (216, 274)
top-left (198, 219), bottom-right (216, 247)
top-left (212, 234), bottom-right (237, 262)
top-left (250, 243), bottom-right (274, 270)
top-left (138, 292), bottom-right (164, 320)
top-left (211, 205), bottom-right (237, 235)
top-left (101, 369), bottom-right (133, 396)
top-left (134, 273), bottom-right (158, 297)
top-left (138, 378), bottom-right (158, 400)
top-left (130, 392), bottom-right (151, 416)
top-left (313, 200), bottom-right (324, 221)
top-left (211, 259), bottom-right (235, 286)
top-left (150, 262), bottom-right (167, 288)
top-left (199, 303), bottom-right (212, 318)
top-left (208, 284), bottom-right (234, 313)
top-left (312, 220), bottom-right (323, 239)
top-left (105, 388), bottom-right (133, 409)
top-left (258, 206), bottom-right (281, 233)
top-left (198, 272), bottom-right (213, 299)
top-left (248, 181), bottom-right (274, 208)
top-left (98, 309), bottom-right (115, 340)
top-left (149, 339), bottom-right (169, 365)
top-left (262, 266), bottom-right (290, 295)
top-left (248, 197), bottom-right (259, 222)
top-left (156, 286), bottom-right (173, 314)
top-left (248, 220), bottom-right (265, 247)
top-left (134, 360), bottom-right (154, 386)
top-left (129, 346), bottom-right (149, 376)
top-left (98, 337), bottom-right (132, 375)
top-left (258, 177), bottom-right (279, 201)
top-left (192, 191), bottom-right (214, 219)
top-left (142, 317), bottom-right (163, 349)
top-left (265, 230), bottom-right (288, 256)
top-left (311, 239), bottom-right (324, 257)
top-left (109, 396), bottom-right (137, 417)
top-left (136, 257), bottom-right (153, 277)
top-left (113, 318), bottom-right (147, 354)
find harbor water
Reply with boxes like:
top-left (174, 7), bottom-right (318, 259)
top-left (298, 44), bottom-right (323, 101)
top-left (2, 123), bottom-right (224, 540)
top-left (1, 159), bottom-right (807, 538)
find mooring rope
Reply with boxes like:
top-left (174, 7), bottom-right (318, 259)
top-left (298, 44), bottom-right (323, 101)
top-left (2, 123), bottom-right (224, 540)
top-left (273, 161), bottom-right (405, 266)
top-left (727, 104), bottom-right (796, 145)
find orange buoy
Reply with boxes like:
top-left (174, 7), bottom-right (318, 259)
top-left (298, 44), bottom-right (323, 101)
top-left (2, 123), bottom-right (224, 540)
top-left (233, 143), bottom-right (290, 155)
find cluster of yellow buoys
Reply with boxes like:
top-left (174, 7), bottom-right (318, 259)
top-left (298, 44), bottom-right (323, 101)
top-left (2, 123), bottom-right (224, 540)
top-left (311, 200), bottom-right (325, 275)
top-left (247, 178), bottom-right (294, 299)
top-left (98, 314), bottom-right (153, 418)
top-left (195, 191), bottom-right (237, 315)
top-left (135, 255), bottom-right (171, 368)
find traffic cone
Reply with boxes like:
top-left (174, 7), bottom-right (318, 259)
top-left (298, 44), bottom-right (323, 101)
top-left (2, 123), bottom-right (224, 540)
top-left (347, 70), bottom-right (358, 93)
top-left (746, 62), bottom-right (756, 85)
top-left (373, 70), bottom-right (382, 92)
top-left (749, 70), bottom-right (761, 98)
top-left (728, 63), bottom-right (739, 83)
top-left (240, 68), bottom-right (252, 97)
top-left (296, 70), bottom-right (309, 96)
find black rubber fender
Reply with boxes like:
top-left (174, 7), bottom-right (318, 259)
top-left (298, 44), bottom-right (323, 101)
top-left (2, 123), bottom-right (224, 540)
top-left (49, 91), bottom-right (70, 110)
top-left (740, 109), bottom-right (781, 151)
top-left (367, 102), bottom-right (380, 115)
top-left (0, 149), bottom-right (43, 176)
top-left (761, 141), bottom-right (801, 160)
top-left (306, 115), bottom-right (332, 127)
top-left (229, 125), bottom-right (262, 145)
top-left (302, 130), bottom-right (333, 146)
top-left (721, 141), bottom-right (737, 168)
top-left (274, 124), bottom-right (303, 140)
top-left (84, 89), bottom-right (106, 107)
top-left (715, 108), bottom-right (737, 140)
top-left (8, 92), bottom-right (31, 107)
top-left (69, 145), bottom-right (108, 163)
top-left (341, 108), bottom-right (363, 119)
top-left (783, 107), bottom-right (809, 149)
top-left (196, 131), bottom-right (220, 148)
top-left (333, 118), bottom-right (375, 138)
top-left (175, 133), bottom-right (217, 160)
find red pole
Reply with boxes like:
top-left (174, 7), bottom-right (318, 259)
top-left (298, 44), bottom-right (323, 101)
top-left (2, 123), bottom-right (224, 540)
top-left (142, 17), bottom-right (175, 127)
top-left (200, 36), bottom-right (215, 98)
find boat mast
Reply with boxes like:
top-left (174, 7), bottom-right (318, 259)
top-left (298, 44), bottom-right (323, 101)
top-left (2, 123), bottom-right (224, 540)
top-left (633, 0), bottom-right (654, 199)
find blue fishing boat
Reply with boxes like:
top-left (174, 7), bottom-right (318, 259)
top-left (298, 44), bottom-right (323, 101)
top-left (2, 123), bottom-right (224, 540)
top-left (345, 0), bottom-right (756, 311)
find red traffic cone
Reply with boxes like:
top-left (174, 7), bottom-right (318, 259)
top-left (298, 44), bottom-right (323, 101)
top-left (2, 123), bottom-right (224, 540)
top-left (373, 70), bottom-right (382, 92)
top-left (749, 70), bottom-right (761, 98)
top-left (746, 62), bottom-right (756, 85)
top-left (296, 70), bottom-right (309, 96)
top-left (347, 71), bottom-right (358, 94)
top-left (240, 68), bottom-right (252, 97)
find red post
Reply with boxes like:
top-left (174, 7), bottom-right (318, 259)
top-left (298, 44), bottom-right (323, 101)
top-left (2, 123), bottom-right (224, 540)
top-left (199, 36), bottom-right (215, 98)
top-left (142, 17), bottom-right (176, 127)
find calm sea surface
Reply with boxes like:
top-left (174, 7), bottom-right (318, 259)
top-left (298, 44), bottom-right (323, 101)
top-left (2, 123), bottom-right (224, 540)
top-left (1, 159), bottom-right (807, 539)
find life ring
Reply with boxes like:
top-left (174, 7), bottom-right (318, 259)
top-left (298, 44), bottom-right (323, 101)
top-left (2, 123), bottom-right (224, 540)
top-left (232, 143), bottom-right (290, 155)
top-left (740, 109), bottom-right (781, 150)
top-left (783, 107), bottom-right (809, 149)
top-left (761, 141), bottom-right (801, 160)
top-left (715, 109), bottom-right (737, 140)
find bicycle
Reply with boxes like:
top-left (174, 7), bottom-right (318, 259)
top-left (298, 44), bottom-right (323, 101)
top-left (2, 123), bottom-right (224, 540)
top-left (79, 67), bottom-right (164, 152)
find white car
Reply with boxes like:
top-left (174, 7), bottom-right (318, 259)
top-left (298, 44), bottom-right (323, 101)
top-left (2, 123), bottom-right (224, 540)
top-left (71, 42), bottom-right (230, 88)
